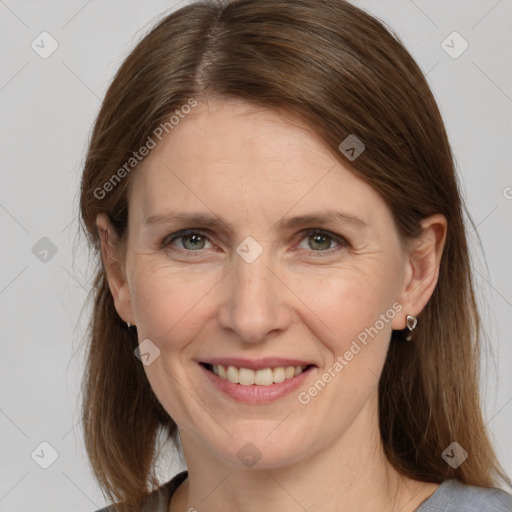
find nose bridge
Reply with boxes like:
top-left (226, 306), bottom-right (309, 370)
top-left (219, 241), bottom-right (289, 342)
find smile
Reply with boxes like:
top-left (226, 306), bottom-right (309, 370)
top-left (202, 363), bottom-right (310, 386)
top-left (198, 361), bottom-right (317, 403)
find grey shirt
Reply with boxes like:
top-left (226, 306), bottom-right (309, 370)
top-left (95, 471), bottom-right (512, 511)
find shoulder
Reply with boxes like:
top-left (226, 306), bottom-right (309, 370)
top-left (93, 470), bottom-right (188, 512)
top-left (415, 479), bottom-right (512, 512)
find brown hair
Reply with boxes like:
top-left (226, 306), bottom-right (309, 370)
top-left (77, 0), bottom-right (511, 508)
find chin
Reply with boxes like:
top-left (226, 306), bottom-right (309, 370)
top-left (204, 421), bottom-right (317, 470)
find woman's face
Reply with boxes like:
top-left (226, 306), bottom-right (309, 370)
top-left (107, 98), bottom-right (414, 468)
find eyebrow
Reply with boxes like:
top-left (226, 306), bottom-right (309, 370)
top-left (144, 209), bottom-right (368, 232)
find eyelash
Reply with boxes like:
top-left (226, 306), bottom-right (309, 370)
top-left (161, 228), bottom-right (349, 258)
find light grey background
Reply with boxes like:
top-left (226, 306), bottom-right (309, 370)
top-left (0, 0), bottom-right (510, 510)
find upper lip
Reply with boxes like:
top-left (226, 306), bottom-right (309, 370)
top-left (199, 357), bottom-right (317, 371)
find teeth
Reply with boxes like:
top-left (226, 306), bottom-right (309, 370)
top-left (239, 367), bottom-right (255, 385)
top-left (255, 368), bottom-right (273, 385)
top-left (227, 365), bottom-right (239, 383)
top-left (210, 364), bottom-right (308, 385)
top-left (273, 367), bottom-right (285, 383)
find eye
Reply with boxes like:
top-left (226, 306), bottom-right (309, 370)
top-left (163, 229), bottom-right (213, 251)
top-left (296, 229), bottom-right (348, 256)
top-left (161, 228), bottom-right (349, 256)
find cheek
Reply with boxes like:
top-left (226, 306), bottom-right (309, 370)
top-left (295, 268), bottom-right (396, 351)
top-left (129, 259), bottom-right (219, 342)
top-left (292, 269), bottom-right (397, 412)
top-left (293, 274), bottom-right (396, 428)
top-left (127, 262), bottom-right (220, 429)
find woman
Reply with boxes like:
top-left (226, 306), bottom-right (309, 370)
top-left (79, 0), bottom-right (512, 510)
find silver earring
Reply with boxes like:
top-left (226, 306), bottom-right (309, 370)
top-left (405, 314), bottom-right (417, 341)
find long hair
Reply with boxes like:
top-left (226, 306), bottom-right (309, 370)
top-left (77, 0), bottom-right (511, 508)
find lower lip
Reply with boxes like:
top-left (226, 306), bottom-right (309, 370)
top-left (199, 364), bottom-right (316, 404)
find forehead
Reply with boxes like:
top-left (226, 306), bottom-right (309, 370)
top-left (145, 98), bottom-right (333, 171)
top-left (128, 99), bottom-right (387, 231)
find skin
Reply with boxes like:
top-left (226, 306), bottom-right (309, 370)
top-left (97, 98), bottom-right (447, 511)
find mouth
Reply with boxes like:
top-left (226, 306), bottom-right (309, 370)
top-left (198, 360), bottom-right (317, 403)
top-left (199, 362), bottom-right (315, 386)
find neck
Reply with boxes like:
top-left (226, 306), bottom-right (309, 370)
top-left (170, 395), bottom-right (438, 512)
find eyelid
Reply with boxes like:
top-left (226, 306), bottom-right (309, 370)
top-left (162, 228), bottom-right (349, 255)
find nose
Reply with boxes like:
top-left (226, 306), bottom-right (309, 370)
top-left (217, 250), bottom-right (292, 343)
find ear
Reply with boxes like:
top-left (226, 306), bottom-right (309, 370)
top-left (392, 213), bottom-right (447, 330)
top-left (96, 213), bottom-right (136, 326)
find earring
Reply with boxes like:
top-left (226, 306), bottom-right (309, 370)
top-left (127, 322), bottom-right (135, 329)
top-left (405, 314), bottom-right (417, 341)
